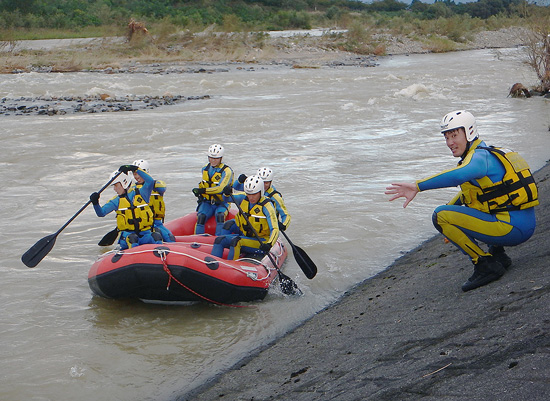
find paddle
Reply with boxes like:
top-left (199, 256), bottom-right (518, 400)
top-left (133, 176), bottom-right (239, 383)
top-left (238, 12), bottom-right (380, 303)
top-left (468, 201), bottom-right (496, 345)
top-left (279, 229), bottom-right (317, 279)
top-left (229, 193), bottom-right (301, 296)
top-left (21, 171), bottom-right (122, 268)
top-left (98, 227), bottom-right (119, 246)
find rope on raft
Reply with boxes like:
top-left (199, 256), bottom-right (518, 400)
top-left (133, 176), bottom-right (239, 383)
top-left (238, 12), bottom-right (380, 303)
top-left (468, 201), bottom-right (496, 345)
top-left (97, 244), bottom-right (285, 307)
top-left (101, 241), bottom-right (285, 280)
top-left (157, 249), bottom-right (250, 308)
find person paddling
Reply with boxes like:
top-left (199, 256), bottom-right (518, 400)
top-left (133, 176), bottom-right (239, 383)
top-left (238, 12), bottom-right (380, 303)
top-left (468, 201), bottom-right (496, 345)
top-left (235, 167), bottom-right (291, 232)
top-left (211, 175), bottom-right (280, 260)
top-left (90, 165), bottom-right (162, 250)
top-left (131, 159), bottom-right (175, 243)
top-left (385, 110), bottom-right (538, 292)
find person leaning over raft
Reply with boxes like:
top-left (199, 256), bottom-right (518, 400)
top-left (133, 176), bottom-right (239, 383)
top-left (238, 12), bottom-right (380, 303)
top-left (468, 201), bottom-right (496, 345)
top-left (385, 110), bottom-right (538, 292)
top-left (192, 144), bottom-right (234, 235)
top-left (131, 159), bottom-right (175, 243)
top-left (211, 175), bottom-right (280, 260)
top-left (90, 165), bottom-right (162, 250)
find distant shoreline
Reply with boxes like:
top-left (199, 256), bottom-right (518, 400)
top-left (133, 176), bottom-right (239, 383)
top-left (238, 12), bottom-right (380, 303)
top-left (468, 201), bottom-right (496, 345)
top-left (0, 27), bottom-right (530, 74)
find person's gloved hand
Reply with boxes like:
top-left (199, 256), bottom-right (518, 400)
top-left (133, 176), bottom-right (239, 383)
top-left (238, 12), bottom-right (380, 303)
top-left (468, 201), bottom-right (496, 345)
top-left (238, 174), bottom-right (247, 184)
top-left (278, 221), bottom-right (286, 231)
top-left (260, 242), bottom-right (271, 253)
top-left (223, 185), bottom-right (232, 196)
top-left (119, 165), bottom-right (139, 174)
top-left (192, 187), bottom-right (206, 197)
top-left (90, 192), bottom-right (100, 205)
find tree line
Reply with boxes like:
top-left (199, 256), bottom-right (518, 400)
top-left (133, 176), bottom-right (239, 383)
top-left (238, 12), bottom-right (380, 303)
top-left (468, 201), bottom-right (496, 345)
top-left (0, 0), bottom-right (542, 31)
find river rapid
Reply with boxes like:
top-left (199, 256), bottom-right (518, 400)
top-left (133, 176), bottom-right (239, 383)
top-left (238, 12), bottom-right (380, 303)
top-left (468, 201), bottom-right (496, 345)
top-left (1, 48), bottom-right (549, 401)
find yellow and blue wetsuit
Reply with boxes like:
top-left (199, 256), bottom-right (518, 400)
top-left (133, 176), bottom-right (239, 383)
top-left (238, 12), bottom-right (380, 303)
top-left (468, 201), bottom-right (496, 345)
top-left (196, 163), bottom-right (234, 235)
top-left (93, 169), bottom-right (162, 250)
top-left (232, 182), bottom-right (291, 230)
top-left (134, 179), bottom-right (175, 242)
top-left (265, 186), bottom-right (291, 230)
top-left (417, 139), bottom-right (537, 263)
top-left (211, 192), bottom-right (279, 260)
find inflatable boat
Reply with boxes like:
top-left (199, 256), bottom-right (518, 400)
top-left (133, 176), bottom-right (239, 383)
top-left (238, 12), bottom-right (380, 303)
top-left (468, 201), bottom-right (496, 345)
top-left (88, 211), bottom-right (288, 305)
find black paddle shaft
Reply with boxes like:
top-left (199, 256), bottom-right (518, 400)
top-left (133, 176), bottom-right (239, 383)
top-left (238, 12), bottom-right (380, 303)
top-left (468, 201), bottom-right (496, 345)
top-left (21, 171), bottom-right (122, 268)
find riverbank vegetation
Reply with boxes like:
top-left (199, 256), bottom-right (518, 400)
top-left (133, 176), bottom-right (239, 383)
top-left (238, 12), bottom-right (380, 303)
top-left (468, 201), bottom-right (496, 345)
top-left (0, 1), bottom-right (542, 40)
top-left (1, 0), bottom-right (550, 91)
top-left (0, 0), bottom-right (543, 35)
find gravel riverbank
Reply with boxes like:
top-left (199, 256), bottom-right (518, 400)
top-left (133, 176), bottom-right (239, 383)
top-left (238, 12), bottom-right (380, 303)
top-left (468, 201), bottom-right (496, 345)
top-left (1, 27), bottom-right (530, 73)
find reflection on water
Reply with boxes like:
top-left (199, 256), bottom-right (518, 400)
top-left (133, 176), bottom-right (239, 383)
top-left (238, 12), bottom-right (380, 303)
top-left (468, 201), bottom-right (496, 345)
top-left (1, 48), bottom-right (549, 400)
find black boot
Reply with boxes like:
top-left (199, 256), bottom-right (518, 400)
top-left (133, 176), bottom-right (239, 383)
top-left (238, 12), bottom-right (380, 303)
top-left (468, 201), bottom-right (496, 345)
top-left (462, 256), bottom-right (506, 292)
top-left (488, 245), bottom-right (512, 269)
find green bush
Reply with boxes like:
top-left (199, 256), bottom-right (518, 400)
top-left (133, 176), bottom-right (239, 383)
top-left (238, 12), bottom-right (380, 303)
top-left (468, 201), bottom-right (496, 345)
top-left (0, 0), bottom-right (541, 39)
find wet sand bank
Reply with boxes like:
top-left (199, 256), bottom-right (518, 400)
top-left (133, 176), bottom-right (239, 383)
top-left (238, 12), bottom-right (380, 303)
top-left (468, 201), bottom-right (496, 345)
top-left (183, 161), bottom-right (550, 400)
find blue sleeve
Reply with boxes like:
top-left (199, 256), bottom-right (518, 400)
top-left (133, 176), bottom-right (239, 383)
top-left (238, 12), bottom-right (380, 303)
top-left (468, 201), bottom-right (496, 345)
top-left (93, 196), bottom-right (119, 217)
top-left (215, 166), bottom-right (233, 190)
top-left (232, 181), bottom-right (244, 191)
top-left (154, 180), bottom-right (166, 196)
top-left (136, 169), bottom-right (154, 202)
top-left (417, 150), bottom-right (491, 191)
top-left (227, 192), bottom-right (246, 205)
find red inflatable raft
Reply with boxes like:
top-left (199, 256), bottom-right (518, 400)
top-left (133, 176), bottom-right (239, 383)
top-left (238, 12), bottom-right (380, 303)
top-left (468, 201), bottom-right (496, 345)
top-left (88, 211), bottom-right (288, 305)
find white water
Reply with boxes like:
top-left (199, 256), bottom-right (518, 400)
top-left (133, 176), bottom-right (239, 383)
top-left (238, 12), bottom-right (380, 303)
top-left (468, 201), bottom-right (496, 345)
top-left (1, 48), bottom-right (549, 401)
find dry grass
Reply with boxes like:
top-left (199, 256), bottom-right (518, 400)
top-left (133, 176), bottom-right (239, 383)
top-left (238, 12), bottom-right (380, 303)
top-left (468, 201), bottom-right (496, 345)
top-left (0, 21), bottom-right (534, 73)
top-left (0, 31), bottom-right (344, 72)
top-left (420, 35), bottom-right (458, 53)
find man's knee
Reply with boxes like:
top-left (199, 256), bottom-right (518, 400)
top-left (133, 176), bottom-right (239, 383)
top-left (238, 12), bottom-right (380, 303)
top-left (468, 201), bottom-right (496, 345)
top-left (230, 236), bottom-right (240, 247)
top-left (216, 213), bottom-right (225, 224)
top-left (151, 231), bottom-right (163, 242)
top-left (432, 205), bottom-right (453, 233)
top-left (197, 213), bottom-right (207, 225)
top-left (126, 233), bottom-right (139, 247)
top-left (432, 209), bottom-right (443, 233)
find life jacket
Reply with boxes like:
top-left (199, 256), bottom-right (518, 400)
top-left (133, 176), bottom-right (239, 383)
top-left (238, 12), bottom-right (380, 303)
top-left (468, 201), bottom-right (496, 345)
top-left (265, 188), bottom-right (281, 214)
top-left (236, 197), bottom-right (273, 240)
top-left (137, 181), bottom-right (166, 220)
top-left (199, 164), bottom-right (230, 203)
top-left (265, 186), bottom-right (281, 201)
top-left (265, 186), bottom-right (291, 229)
top-left (459, 146), bottom-right (539, 213)
top-left (116, 190), bottom-right (154, 232)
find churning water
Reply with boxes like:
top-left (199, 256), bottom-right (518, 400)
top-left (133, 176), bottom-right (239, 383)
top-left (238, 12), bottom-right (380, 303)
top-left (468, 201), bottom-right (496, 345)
top-left (1, 47), bottom-right (549, 400)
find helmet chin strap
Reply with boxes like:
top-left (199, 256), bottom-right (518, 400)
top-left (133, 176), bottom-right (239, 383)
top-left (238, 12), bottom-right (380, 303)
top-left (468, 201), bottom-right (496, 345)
top-left (461, 142), bottom-right (471, 160)
top-left (458, 141), bottom-right (472, 164)
top-left (459, 137), bottom-right (479, 162)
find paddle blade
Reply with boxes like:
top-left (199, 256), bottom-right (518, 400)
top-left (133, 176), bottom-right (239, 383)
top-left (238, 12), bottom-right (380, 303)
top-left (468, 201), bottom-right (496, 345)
top-left (98, 228), bottom-right (119, 246)
top-left (278, 272), bottom-right (302, 296)
top-left (292, 244), bottom-right (317, 279)
top-left (21, 233), bottom-right (57, 268)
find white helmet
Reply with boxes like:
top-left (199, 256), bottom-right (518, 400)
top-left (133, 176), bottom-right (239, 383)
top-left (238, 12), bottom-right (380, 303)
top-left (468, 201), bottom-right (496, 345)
top-left (207, 144), bottom-right (224, 158)
top-left (244, 175), bottom-right (264, 196)
top-left (110, 170), bottom-right (133, 189)
top-left (132, 159), bottom-right (150, 173)
top-left (257, 167), bottom-right (273, 182)
top-left (440, 110), bottom-right (478, 142)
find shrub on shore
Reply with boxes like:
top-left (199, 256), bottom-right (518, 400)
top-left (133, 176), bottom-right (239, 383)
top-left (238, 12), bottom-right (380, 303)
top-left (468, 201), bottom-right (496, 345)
top-left (1, 1), bottom-right (548, 80)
